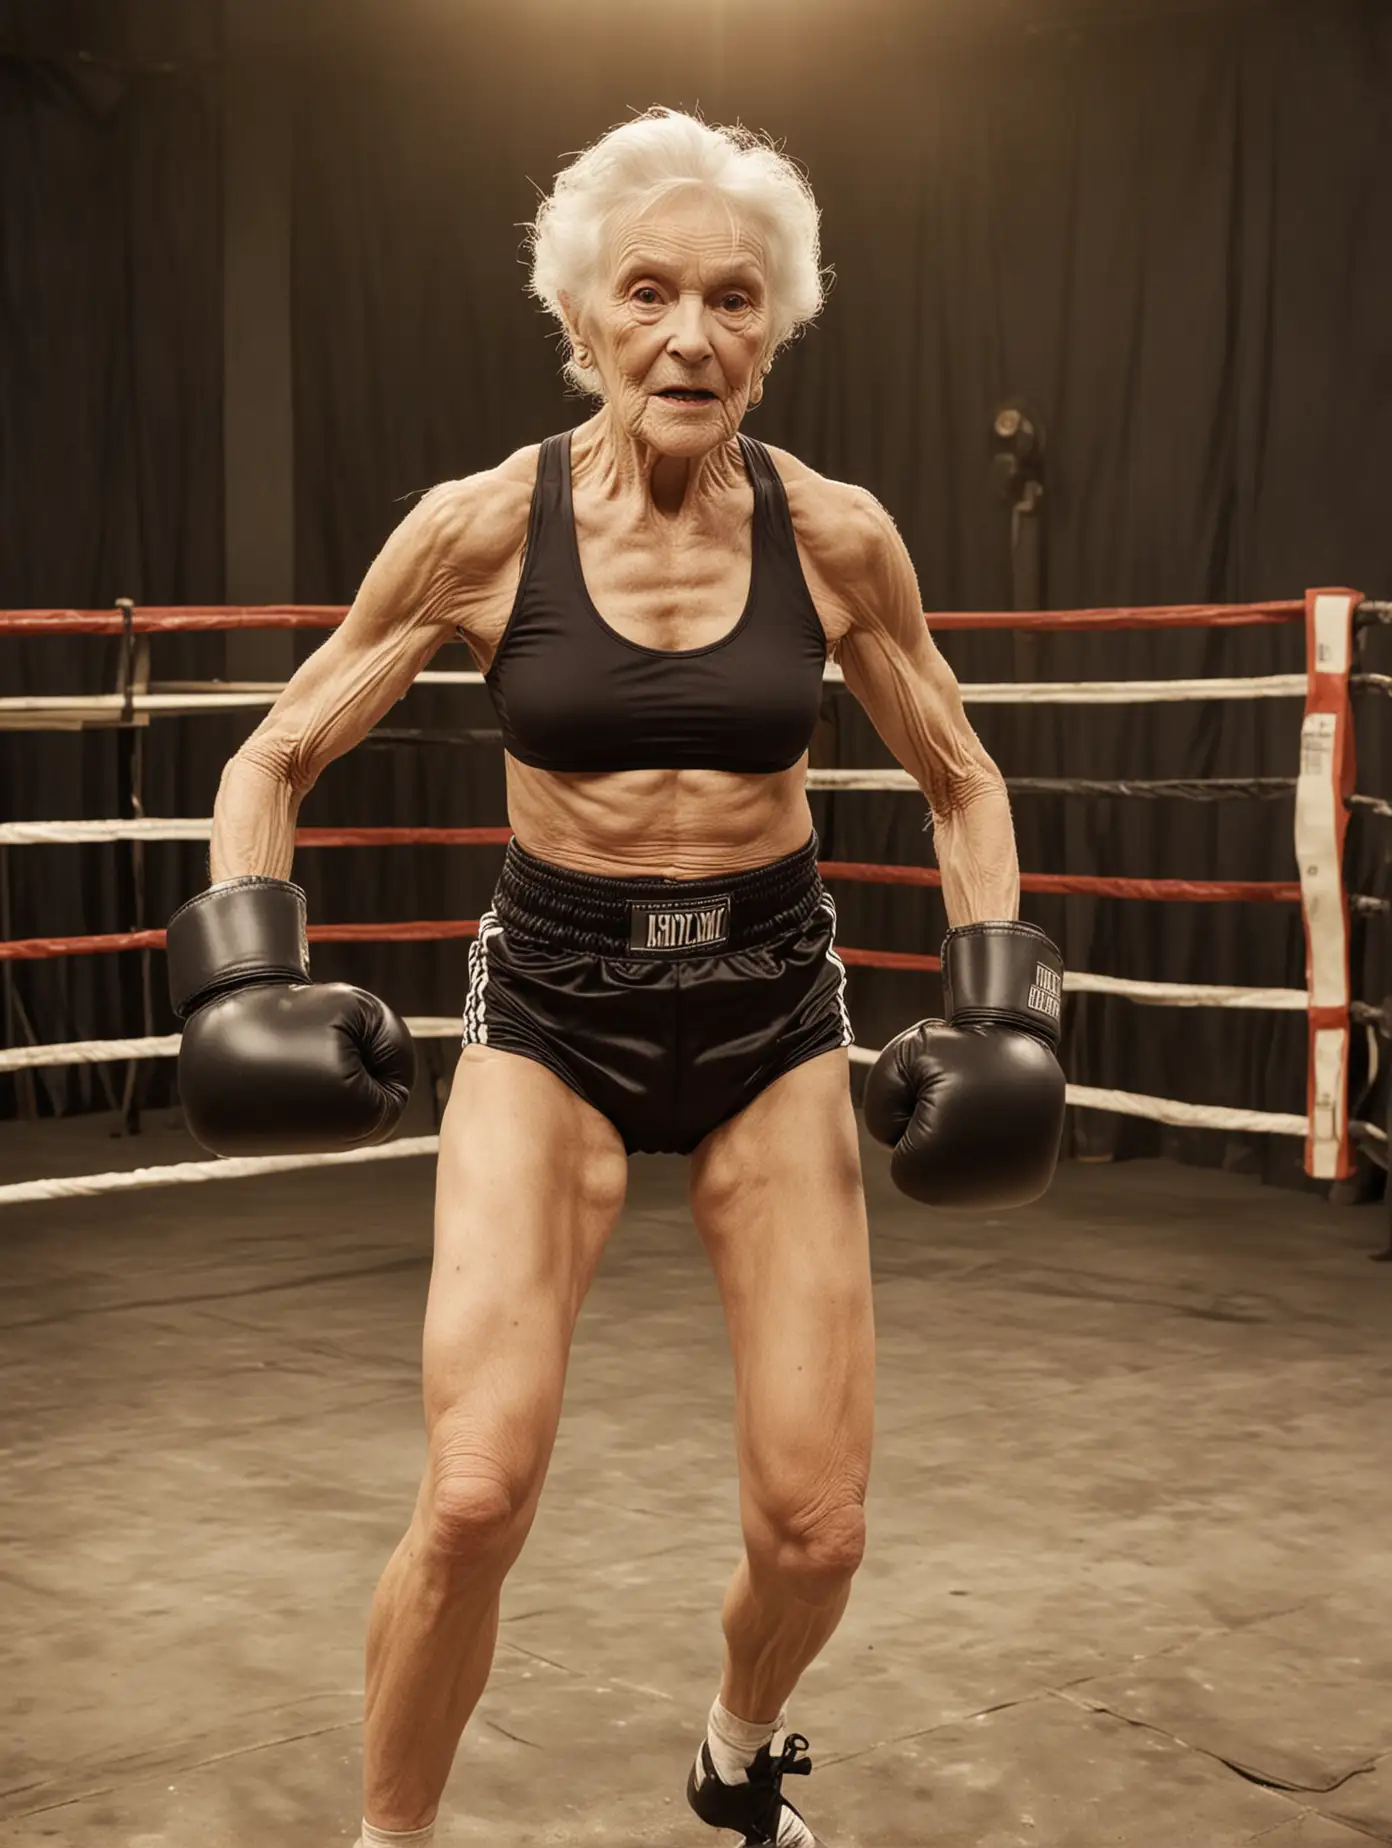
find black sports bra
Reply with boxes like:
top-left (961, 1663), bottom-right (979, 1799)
top-left (481, 431), bottom-right (827, 774)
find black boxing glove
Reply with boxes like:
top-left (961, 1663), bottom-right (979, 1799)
top-left (863, 921), bottom-right (1066, 1208)
top-left (167, 877), bottom-right (416, 1158)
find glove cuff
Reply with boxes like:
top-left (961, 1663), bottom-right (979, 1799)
top-left (167, 877), bottom-right (310, 1018)
top-left (942, 920), bottom-right (1063, 1049)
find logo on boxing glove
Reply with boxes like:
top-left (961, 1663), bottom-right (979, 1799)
top-left (1028, 962), bottom-right (1062, 1025)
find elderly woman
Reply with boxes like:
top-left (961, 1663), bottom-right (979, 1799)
top-left (166, 109), bottom-right (1065, 1848)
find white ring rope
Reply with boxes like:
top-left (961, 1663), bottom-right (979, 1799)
top-left (0, 978), bottom-right (1313, 1077)
top-left (0, 764), bottom-right (1330, 841)
top-left (0, 818), bottom-right (217, 844)
top-left (1059, 1086), bottom-right (1308, 1138)
top-left (0, 1136), bottom-right (442, 1206)
top-left (852, 1050), bottom-right (1310, 1137)
top-left (0, 625), bottom-right (1341, 1198)
top-left (2, 1033), bottom-right (184, 1070)
top-left (1, 784), bottom-right (927, 842)
top-left (811, 769), bottom-right (917, 791)
top-left (0, 1019), bottom-right (465, 1073)
top-left (0, 672), bottom-right (1310, 725)
top-left (0, 1061), bottom-right (1320, 1207)
top-left (952, 675), bottom-right (1306, 705)
top-left (1063, 974), bottom-right (1308, 1009)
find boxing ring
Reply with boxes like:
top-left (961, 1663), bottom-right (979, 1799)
top-left (1, 589), bottom-right (1389, 1208)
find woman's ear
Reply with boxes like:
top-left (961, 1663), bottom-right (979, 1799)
top-left (558, 291), bottom-right (593, 370)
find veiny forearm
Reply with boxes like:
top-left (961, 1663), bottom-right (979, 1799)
top-left (197, 478), bottom-right (482, 890)
top-left (209, 745), bottom-right (305, 884)
top-left (928, 775), bottom-right (1020, 928)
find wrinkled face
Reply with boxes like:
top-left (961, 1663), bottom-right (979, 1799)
top-left (571, 189), bottom-right (772, 455)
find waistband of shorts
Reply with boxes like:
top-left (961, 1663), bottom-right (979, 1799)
top-left (492, 834), bottom-right (826, 956)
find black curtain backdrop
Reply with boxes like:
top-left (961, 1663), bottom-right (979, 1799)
top-left (0, 28), bottom-right (224, 1119)
top-left (2, 0), bottom-right (1390, 1188)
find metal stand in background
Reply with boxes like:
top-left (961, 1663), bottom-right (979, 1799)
top-left (0, 845), bottom-right (38, 1121)
top-left (1380, 1056), bottom-right (1392, 1260)
top-left (1379, 817), bottom-right (1392, 1257)
top-left (1337, 603), bottom-right (1390, 1243)
top-left (112, 598), bottom-right (153, 1137)
top-left (991, 399), bottom-right (1047, 645)
top-left (1382, 1056), bottom-right (1392, 1261)
top-left (991, 399), bottom-right (1114, 1163)
top-left (1346, 1016), bottom-right (1392, 1259)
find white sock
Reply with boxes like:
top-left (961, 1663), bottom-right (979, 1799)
top-left (359, 1824), bottom-right (436, 1847)
top-left (702, 1695), bottom-right (788, 1787)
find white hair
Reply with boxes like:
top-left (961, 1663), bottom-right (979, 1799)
top-left (526, 108), bottom-right (830, 398)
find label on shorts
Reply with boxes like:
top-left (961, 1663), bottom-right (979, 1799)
top-left (627, 895), bottom-right (732, 954)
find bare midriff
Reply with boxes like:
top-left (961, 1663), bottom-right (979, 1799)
top-left (460, 428), bottom-right (847, 882)
top-left (499, 757), bottom-right (815, 881)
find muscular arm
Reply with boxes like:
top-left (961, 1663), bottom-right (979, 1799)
top-left (831, 491), bottom-right (1019, 926)
top-left (210, 481), bottom-right (490, 883)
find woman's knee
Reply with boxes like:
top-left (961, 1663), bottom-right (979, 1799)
top-left (420, 1414), bottom-right (549, 1563)
top-left (747, 1488), bottom-right (868, 1592)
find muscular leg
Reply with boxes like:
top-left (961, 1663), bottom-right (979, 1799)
top-left (362, 1047), bottom-right (628, 1832)
top-left (688, 1050), bottom-right (875, 1727)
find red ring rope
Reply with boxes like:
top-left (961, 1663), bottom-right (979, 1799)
top-left (0, 854), bottom-right (1303, 963)
top-left (296, 826), bottom-right (512, 847)
top-left (0, 922), bottom-right (943, 973)
top-left (817, 861), bottom-right (1301, 903)
top-left (71, 826), bottom-right (1299, 904)
top-left (0, 865), bottom-right (1300, 964)
top-left (0, 607), bottom-right (348, 634)
top-left (0, 922), bottom-right (479, 962)
top-left (927, 601), bottom-right (1304, 630)
top-left (838, 948), bottom-right (941, 972)
top-left (0, 597), bottom-right (1310, 636)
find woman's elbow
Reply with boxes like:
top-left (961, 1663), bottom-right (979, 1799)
top-left (222, 726), bottom-right (319, 803)
top-left (930, 757), bottom-right (1008, 821)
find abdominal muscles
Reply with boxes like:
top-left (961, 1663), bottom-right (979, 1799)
top-left (502, 756), bottom-right (814, 880)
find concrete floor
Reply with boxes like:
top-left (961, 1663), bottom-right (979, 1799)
top-left (2, 1103), bottom-right (1391, 1848)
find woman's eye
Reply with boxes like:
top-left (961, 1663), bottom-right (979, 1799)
top-left (633, 287), bottom-right (660, 305)
top-left (722, 295), bottom-right (750, 312)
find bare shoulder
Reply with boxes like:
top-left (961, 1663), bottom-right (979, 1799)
top-left (761, 445), bottom-right (891, 551)
top-left (758, 443), bottom-right (901, 637)
top-left (410, 442), bottom-right (540, 584)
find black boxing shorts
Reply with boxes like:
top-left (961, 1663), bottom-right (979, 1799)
top-left (459, 834), bottom-right (853, 1155)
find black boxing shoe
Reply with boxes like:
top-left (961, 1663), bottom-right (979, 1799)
top-left (686, 1731), bottom-right (826, 1846)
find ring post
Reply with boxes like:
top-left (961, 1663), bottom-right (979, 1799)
top-left (1298, 589), bottom-right (1361, 1180)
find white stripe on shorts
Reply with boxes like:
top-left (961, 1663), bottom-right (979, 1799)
top-left (461, 907), bottom-right (503, 1048)
top-left (817, 890), bottom-right (855, 1047)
